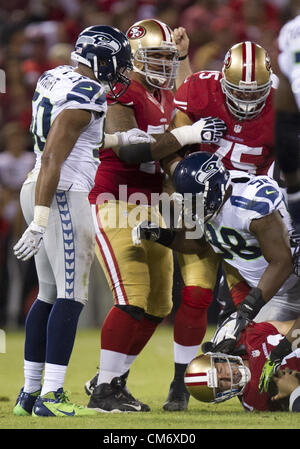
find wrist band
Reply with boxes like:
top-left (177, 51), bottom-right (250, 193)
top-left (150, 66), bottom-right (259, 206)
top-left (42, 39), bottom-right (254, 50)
top-left (178, 54), bottom-right (188, 61)
top-left (103, 133), bottom-right (119, 148)
top-left (34, 205), bottom-right (50, 228)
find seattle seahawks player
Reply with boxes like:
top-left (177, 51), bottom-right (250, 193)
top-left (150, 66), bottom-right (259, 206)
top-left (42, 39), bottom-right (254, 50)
top-left (12, 25), bottom-right (153, 417)
top-left (132, 152), bottom-right (300, 350)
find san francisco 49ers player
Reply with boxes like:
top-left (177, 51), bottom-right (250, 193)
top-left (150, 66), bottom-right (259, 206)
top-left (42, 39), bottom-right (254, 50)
top-left (184, 318), bottom-right (300, 412)
top-left (85, 19), bottom-right (227, 413)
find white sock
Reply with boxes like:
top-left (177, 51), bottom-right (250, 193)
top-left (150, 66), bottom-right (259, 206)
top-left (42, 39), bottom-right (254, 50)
top-left (174, 342), bottom-right (199, 365)
top-left (41, 363), bottom-right (67, 395)
top-left (97, 349), bottom-right (128, 385)
top-left (24, 360), bottom-right (44, 393)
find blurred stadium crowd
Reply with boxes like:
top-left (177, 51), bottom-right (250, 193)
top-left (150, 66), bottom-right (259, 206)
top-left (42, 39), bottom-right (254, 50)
top-left (0, 0), bottom-right (299, 329)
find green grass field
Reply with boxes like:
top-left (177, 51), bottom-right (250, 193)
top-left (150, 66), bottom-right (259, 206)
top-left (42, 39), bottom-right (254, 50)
top-left (0, 324), bottom-right (300, 430)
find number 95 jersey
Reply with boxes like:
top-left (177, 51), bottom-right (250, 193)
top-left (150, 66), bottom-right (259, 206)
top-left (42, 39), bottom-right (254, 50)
top-left (28, 65), bottom-right (107, 192)
top-left (204, 172), bottom-right (298, 294)
top-left (174, 71), bottom-right (275, 175)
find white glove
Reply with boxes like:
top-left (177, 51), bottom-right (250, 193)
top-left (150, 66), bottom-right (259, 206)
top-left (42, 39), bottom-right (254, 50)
top-left (191, 116), bottom-right (227, 143)
top-left (116, 129), bottom-right (156, 146)
top-left (211, 313), bottom-right (239, 347)
top-left (13, 221), bottom-right (46, 261)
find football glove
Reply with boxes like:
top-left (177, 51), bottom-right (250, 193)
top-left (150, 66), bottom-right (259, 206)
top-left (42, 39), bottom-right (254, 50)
top-left (116, 129), bottom-right (156, 146)
top-left (193, 116), bottom-right (227, 144)
top-left (132, 221), bottom-right (161, 246)
top-left (13, 221), bottom-right (46, 261)
top-left (259, 337), bottom-right (292, 393)
top-left (201, 312), bottom-right (247, 355)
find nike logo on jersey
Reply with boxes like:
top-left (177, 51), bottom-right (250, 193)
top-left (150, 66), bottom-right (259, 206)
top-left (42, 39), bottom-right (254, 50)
top-left (123, 403), bottom-right (142, 411)
top-left (56, 408), bottom-right (76, 416)
top-left (265, 189), bottom-right (276, 195)
top-left (80, 86), bottom-right (93, 91)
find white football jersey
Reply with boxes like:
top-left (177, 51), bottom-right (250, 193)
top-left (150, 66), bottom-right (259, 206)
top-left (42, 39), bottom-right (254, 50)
top-left (205, 171), bottom-right (298, 294)
top-left (277, 14), bottom-right (300, 110)
top-left (26, 65), bottom-right (107, 192)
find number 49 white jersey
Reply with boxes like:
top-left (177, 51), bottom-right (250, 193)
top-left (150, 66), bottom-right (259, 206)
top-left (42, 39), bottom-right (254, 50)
top-left (27, 65), bottom-right (107, 192)
top-left (205, 171), bottom-right (299, 294)
top-left (278, 14), bottom-right (300, 110)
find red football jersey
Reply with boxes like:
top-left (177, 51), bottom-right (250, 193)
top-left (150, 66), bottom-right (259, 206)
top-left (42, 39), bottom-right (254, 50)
top-left (174, 71), bottom-right (275, 175)
top-left (89, 80), bottom-right (175, 204)
top-left (240, 322), bottom-right (300, 411)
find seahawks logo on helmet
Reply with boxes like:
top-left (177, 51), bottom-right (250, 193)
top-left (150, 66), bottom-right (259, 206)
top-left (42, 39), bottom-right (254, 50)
top-left (76, 32), bottom-right (122, 55)
top-left (195, 157), bottom-right (225, 185)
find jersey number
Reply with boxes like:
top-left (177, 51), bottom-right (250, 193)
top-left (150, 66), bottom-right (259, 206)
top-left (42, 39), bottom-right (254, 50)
top-left (206, 223), bottom-right (262, 260)
top-left (31, 90), bottom-right (53, 152)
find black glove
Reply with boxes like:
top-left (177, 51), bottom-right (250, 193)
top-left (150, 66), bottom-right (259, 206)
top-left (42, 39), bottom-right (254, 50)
top-left (201, 117), bottom-right (227, 143)
top-left (132, 221), bottom-right (175, 247)
top-left (236, 287), bottom-right (265, 322)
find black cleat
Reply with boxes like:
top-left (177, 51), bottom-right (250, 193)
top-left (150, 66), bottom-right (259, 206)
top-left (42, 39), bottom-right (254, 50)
top-left (163, 380), bottom-right (190, 411)
top-left (87, 376), bottom-right (150, 413)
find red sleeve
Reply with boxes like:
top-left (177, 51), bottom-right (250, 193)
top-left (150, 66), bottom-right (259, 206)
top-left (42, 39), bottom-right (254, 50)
top-left (174, 72), bottom-right (211, 121)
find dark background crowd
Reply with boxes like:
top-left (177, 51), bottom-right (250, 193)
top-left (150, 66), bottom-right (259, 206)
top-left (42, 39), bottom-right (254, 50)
top-left (0, 0), bottom-right (299, 329)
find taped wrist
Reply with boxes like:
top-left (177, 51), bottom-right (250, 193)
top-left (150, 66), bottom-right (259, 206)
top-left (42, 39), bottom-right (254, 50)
top-left (118, 143), bottom-right (153, 163)
top-left (238, 287), bottom-right (265, 320)
top-left (156, 228), bottom-right (176, 247)
top-left (170, 122), bottom-right (204, 147)
top-left (34, 205), bottom-right (50, 228)
top-left (103, 133), bottom-right (119, 148)
top-left (270, 337), bottom-right (292, 362)
top-left (275, 111), bottom-right (300, 173)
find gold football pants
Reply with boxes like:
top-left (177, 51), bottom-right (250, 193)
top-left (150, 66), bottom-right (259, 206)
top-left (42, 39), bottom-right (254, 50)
top-left (91, 201), bottom-right (174, 318)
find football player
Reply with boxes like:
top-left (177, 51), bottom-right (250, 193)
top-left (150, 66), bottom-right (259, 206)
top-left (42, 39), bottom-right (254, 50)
top-left (85, 19), bottom-right (227, 413)
top-left (184, 317), bottom-right (300, 412)
top-left (118, 40), bottom-right (278, 411)
top-left (12, 25), bottom-right (155, 417)
top-left (275, 15), bottom-right (300, 231)
top-left (132, 152), bottom-right (300, 394)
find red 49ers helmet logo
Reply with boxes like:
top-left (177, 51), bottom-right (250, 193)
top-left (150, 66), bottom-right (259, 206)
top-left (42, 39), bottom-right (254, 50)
top-left (224, 50), bottom-right (232, 69)
top-left (265, 53), bottom-right (271, 72)
top-left (127, 25), bottom-right (146, 39)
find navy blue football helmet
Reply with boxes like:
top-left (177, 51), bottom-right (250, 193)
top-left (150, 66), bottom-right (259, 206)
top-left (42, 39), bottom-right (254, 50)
top-left (71, 25), bottom-right (133, 98)
top-left (173, 152), bottom-right (231, 222)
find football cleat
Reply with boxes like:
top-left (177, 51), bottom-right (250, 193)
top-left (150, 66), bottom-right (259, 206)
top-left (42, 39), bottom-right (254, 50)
top-left (163, 380), bottom-right (190, 412)
top-left (87, 376), bottom-right (150, 413)
top-left (13, 387), bottom-right (41, 416)
top-left (32, 388), bottom-right (98, 417)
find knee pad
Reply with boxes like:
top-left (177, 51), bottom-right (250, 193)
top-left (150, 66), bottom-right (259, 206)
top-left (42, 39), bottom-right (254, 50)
top-left (115, 304), bottom-right (145, 321)
top-left (181, 286), bottom-right (213, 309)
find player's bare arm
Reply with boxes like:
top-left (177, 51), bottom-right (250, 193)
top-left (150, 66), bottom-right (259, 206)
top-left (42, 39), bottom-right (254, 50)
top-left (173, 27), bottom-right (192, 88)
top-left (250, 210), bottom-right (293, 302)
top-left (35, 108), bottom-right (92, 208)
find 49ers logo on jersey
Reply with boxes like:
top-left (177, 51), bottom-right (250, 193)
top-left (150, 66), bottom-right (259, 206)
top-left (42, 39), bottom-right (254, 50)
top-left (127, 25), bottom-right (146, 39)
top-left (224, 50), bottom-right (232, 69)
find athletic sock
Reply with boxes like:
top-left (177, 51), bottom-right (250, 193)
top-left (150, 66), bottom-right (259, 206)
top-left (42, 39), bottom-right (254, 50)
top-left (97, 306), bottom-right (141, 385)
top-left (24, 360), bottom-right (44, 393)
top-left (41, 363), bottom-right (67, 396)
top-left (24, 298), bottom-right (53, 362)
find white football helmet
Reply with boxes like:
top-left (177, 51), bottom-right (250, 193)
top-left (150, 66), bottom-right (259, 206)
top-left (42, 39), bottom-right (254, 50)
top-left (126, 18), bottom-right (180, 90)
top-left (184, 352), bottom-right (251, 403)
top-left (221, 41), bottom-right (272, 120)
